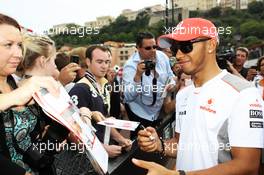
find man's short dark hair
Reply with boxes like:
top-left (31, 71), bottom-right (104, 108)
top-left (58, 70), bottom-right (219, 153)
top-left (55, 52), bottom-right (70, 71)
top-left (85, 45), bottom-right (109, 60)
top-left (136, 32), bottom-right (155, 48)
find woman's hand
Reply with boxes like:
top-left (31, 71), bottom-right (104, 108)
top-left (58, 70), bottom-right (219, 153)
top-left (3, 76), bottom-right (60, 110)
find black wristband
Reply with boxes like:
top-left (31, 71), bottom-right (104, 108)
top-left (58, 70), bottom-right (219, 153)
top-left (178, 170), bottom-right (186, 175)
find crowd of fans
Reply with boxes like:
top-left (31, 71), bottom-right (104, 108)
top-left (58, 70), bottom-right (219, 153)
top-left (0, 13), bottom-right (263, 175)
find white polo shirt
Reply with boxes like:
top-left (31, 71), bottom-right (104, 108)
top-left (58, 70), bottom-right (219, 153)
top-left (175, 70), bottom-right (264, 171)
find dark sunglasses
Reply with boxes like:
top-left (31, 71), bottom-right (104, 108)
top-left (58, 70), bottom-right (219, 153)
top-left (170, 38), bottom-right (211, 56)
top-left (143, 45), bottom-right (158, 50)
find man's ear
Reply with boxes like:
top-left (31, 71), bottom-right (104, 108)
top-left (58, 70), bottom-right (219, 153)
top-left (207, 39), bottom-right (217, 54)
top-left (85, 58), bottom-right (91, 68)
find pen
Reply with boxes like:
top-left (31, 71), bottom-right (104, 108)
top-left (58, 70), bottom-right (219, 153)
top-left (139, 125), bottom-right (155, 141)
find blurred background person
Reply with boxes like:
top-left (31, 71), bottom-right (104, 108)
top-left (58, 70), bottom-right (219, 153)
top-left (246, 65), bottom-right (258, 81)
top-left (160, 47), bottom-right (173, 58)
top-left (253, 56), bottom-right (264, 99)
top-left (232, 47), bottom-right (250, 79)
top-left (163, 71), bottom-right (192, 114)
top-left (54, 52), bottom-right (80, 92)
top-left (68, 46), bottom-right (88, 81)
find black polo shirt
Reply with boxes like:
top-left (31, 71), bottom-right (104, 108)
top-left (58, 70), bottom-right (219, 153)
top-left (239, 67), bottom-right (249, 79)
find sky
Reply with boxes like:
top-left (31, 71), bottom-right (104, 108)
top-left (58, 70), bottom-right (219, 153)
top-left (0, 0), bottom-right (165, 33)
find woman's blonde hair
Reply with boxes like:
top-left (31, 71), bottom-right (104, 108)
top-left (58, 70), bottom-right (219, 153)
top-left (19, 33), bottom-right (55, 73)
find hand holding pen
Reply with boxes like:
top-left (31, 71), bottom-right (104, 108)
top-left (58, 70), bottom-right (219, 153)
top-left (137, 126), bottom-right (162, 153)
top-left (139, 125), bottom-right (155, 141)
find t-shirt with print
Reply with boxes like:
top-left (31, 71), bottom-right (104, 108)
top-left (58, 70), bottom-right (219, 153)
top-left (175, 70), bottom-right (264, 171)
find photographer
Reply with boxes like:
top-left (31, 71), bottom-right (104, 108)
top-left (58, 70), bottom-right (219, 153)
top-left (122, 32), bottom-right (174, 138)
top-left (231, 47), bottom-right (250, 79)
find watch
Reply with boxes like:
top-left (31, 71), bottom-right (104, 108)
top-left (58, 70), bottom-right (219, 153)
top-left (178, 170), bottom-right (186, 175)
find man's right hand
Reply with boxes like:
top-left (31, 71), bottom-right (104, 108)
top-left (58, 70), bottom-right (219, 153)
top-left (137, 127), bottom-right (162, 153)
top-left (134, 61), bottom-right (146, 82)
top-left (246, 68), bottom-right (258, 81)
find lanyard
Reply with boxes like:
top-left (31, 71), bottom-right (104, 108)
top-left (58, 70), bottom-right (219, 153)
top-left (140, 71), bottom-right (157, 106)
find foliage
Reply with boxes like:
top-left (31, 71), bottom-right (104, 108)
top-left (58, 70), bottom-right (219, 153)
top-left (50, 1), bottom-right (264, 48)
top-left (248, 1), bottom-right (264, 14)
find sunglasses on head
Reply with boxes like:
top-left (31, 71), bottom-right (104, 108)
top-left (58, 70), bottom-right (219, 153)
top-left (143, 45), bottom-right (158, 50)
top-left (170, 38), bottom-right (211, 56)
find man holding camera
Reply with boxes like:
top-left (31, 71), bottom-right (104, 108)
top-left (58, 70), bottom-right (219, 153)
top-left (228, 47), bottom-right (251, 79)
top-left (122, 32), bottom-right (174, 138)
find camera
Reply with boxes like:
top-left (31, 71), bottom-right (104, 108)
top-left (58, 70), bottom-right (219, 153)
top-left (70, 55), bottom-right (79, 64)
top-left (144, 60), bottom-right (156, 76)
top-left (113, 65), bottom-right (120, 73)
top-left (216, 50), bottom-right (235, 69)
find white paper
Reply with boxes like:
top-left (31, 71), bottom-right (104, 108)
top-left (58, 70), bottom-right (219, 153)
top-left (98, 118), bottom-right (140, 131)
top-left (32, 87), bottom-right (108, 174)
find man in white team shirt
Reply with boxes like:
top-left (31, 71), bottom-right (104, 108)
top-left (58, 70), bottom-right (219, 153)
top-left (132, 18), bottom-right (264, 175)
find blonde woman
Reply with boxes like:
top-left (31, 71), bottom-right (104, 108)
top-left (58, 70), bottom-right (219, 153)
top-left (20, 33), bottom-right (80, 86)
top-left (21, 34), bottom-right (106, 175)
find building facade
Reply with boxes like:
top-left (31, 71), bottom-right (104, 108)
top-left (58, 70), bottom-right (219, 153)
top-left (104, 41), bottom-right (136, 67)
top-left (120, 9), bottom-right (139, 21)
top-left (219, 0), bottom-right (261, 9)
top-left (171, 0), bottom-right (218, 11)
top-left (85, 16), bottom-right (114, 28)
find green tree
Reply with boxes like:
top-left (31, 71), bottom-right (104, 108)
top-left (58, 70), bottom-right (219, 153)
top-left (244, 36), bottom-right (262, 46)
top-left (248, 1), bottom-right (264, 14)
top-left (240, 20), bottom-right (264, 39)
top-left (205, 7), bottom-right (222, 18)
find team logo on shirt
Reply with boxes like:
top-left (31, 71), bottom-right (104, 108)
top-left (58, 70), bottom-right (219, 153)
top-left (249, 99), bottom-right (262, 108)
top-left (179, 110), bottom-right (186, 116)
top-left (91, 90), bottom-right (98, 98)
top-left (71, 95), bottom-right (79, 106)
top-left (200, 98), bottom-right (216, 114)
top-left (249, 121), bottom-right (263, 128)
top-left (249, 110), bottom-right (263, 119)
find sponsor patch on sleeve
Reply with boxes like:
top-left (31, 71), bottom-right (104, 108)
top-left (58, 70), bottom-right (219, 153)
top-left (250, 121), bottom-right (263, 128)
top-left (249, 110), bottom-right (263, 119)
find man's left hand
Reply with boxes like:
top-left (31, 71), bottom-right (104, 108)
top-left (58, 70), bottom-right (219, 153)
top-left (132, 158), bottom-right (178, 175)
